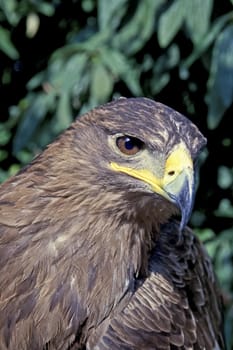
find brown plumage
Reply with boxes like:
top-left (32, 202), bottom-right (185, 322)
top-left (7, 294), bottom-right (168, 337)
top-left (0, 97), bottom-right (224, 349)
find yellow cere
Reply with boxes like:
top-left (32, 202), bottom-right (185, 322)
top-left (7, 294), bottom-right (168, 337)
top-left (110, 142), bottom-right (193, 202)
top-left (163, 143), bottom-right (193, 186)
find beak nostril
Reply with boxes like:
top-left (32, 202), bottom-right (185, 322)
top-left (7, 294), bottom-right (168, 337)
top-left (168, 170), bottom-right (175, 176)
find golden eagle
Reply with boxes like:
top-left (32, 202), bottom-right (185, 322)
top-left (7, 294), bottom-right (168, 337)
top-left (0, 98), bottom-right (224, 349)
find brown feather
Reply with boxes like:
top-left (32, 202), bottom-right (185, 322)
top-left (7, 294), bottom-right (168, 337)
top-left (87, 223), bottom-right (224, 350)
top-left (0, 97), bottom-right (224, 349)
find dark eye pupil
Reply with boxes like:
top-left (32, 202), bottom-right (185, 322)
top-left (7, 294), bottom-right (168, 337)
top-left (125, 138), bottom-right (134, 150)
top-left (116, 135), bottom-right (144, 155)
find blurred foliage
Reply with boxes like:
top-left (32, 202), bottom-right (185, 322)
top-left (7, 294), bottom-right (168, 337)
top-left (0, 0), bottom-right (233, 347)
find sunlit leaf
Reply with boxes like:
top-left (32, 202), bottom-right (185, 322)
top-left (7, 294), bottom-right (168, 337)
top-left (26, 13), bottom-right (40, 38)
top-left (207, 24), bottom-right (233, 129)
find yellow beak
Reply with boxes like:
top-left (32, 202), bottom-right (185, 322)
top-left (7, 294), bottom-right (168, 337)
top-left (110, 143), bottom-right (194, 230)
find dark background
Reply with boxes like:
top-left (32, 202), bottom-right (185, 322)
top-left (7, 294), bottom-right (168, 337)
top-left (0, 0), bottom-right (233, 347)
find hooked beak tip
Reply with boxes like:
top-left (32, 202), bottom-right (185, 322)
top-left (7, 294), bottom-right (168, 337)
top-left (166, 172), bottom-right (195, 233)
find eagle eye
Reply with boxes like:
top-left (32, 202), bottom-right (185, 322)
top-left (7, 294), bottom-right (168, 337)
top-left (116, 136), bottom-right (144, 155)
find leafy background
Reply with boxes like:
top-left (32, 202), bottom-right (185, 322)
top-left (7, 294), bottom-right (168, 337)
top-left (0, 0), bottom-right (233, 348)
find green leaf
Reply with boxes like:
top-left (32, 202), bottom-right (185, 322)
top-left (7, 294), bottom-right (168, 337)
top-left (214, 230), bottom-right (233, 290)
top-left (8, 164), bottom-right (21, 177)
top-left (207, 24), bottom-right (233, 129)
top-left (36, 2), bottom-right (55, 17)
top-left (51, 31), bottom-right (109, 61)
top-left (185, 0), bottom-right (213, 45)
top-left (0, 149), bottom-right (8, 162)
top-left (150, 44), bottom-right (180, 94)
top-left (0, 123), bottom-right (11, 145)
top-left (82, 0), bottom-right (95, 13)
top-left (0, 169), bottom-right (9, 183)
top-left (215, 199), bottom-right (233, 218)
top-left (182, 11), bottom-right (233, 68)
top-left (72, 72), bottom-right (91, 111)
top-left (62, 53), bottom-right (88, 92)
top-left (15, 150), bottom-right (33, 165)
top-left (113, 0), bottom-right (163, 55)
top-left (90, 62), bottom-right (113, 103)
top-left (27, 71), bottom-right (45, 90)
top-left (42, 53), bottom-right (88, 100)
top-left (0, 26), bottom-right (19, 59)
top-left (98, 0), bottom-right (128, 31)
top-left (0, 0), bottom-right (19, 25)
top-left (158, 0), bottom-right (185, 48)
top-left (13, 93), bottom-right (55, 154)
top-left (46, 58), bottom-right (64, 85)
top-left (52, 53), bottom-right (89, 131)
top-left (55, 91), bottom-right (72, 133)
top-left (217, 166), bottom-right (233, 189)
top-left (100, 48), bottom-right (142, 95)
top-left (195, 228), bottom-right (215, 242)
